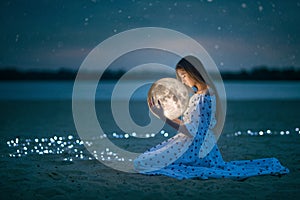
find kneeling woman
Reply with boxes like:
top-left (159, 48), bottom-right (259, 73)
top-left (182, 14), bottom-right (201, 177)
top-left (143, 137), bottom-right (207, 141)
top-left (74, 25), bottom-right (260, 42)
top-left (134, 56), bottom-right (289, 180)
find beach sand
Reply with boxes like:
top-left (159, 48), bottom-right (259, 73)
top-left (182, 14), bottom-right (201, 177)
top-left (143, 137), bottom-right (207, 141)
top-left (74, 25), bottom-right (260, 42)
top-left (0, 99), bottom-right (299, 200)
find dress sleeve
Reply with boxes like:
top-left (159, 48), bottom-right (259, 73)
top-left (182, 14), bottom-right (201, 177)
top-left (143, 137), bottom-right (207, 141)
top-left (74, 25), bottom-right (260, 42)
top-left (184, 94), bottom-right (215, 137)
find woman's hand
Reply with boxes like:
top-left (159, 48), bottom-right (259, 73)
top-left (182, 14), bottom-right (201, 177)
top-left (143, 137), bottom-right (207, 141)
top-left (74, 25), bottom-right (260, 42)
top-left (148, 97), bottom-right (166, 121)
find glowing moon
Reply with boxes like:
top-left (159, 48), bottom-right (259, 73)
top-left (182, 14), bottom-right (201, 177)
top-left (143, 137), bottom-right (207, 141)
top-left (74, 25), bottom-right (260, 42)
top-left (148, 78), bottom-right (190, 120)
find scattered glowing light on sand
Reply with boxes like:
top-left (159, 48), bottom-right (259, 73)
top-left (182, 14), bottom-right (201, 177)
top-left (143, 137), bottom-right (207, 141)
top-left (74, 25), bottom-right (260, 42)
top-left (228, 128), bottom-right (299, 137)
top-left (5, 128), bottom-right (299, 161)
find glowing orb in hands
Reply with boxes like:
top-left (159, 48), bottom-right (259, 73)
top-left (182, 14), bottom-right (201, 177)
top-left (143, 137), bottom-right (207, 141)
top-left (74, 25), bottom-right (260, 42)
top-left (148, 78), bottom-right (190, 120)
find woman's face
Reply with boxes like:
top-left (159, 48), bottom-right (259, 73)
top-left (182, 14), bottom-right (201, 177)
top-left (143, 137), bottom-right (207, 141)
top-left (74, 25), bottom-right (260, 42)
top-left (177, 69), bottom-right (195, 88)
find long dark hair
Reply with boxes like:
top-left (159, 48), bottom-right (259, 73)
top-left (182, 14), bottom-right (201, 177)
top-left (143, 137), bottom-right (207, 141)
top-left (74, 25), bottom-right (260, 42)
top-left (176, 57), bottom-right (206, 87)
top-left (175, 56), bottom-right (225, 138)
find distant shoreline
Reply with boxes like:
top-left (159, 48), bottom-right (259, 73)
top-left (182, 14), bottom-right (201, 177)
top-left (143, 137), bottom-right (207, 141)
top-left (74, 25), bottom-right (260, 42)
top-left (0, 67), bottom-right (299, 81)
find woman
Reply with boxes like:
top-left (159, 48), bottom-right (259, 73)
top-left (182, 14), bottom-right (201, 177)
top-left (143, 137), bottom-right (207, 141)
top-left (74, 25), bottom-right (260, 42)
top-left (134, 56), bottom-right (289, 180)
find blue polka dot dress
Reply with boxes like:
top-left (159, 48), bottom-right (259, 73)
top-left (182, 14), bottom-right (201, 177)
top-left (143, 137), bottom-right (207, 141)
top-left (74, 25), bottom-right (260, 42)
top-left (134, 92), bottom-right (289, 180)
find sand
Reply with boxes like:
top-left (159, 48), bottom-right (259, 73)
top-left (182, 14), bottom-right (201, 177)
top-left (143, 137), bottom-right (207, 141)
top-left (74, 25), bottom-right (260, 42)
top-left (0, 99), bottom-right (299, 200)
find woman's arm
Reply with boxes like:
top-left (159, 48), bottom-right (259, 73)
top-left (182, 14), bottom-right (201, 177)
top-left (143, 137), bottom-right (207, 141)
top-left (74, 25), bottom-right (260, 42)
top-left (165, 118), bottom-right (192, 137)
top-left (149, 99), bottom-right (192, 137)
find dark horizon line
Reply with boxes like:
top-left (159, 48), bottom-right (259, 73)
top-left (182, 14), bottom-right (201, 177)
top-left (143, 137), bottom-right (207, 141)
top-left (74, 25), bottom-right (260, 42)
top-left (0, 65), bottom-right (299, 81)
top-left (1, 64), bottom-right (299, 72)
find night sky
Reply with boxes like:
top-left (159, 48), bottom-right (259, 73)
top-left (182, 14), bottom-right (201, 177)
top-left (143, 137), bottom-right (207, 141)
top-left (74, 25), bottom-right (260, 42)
top-left (1, 0), bottom-right (299, 72)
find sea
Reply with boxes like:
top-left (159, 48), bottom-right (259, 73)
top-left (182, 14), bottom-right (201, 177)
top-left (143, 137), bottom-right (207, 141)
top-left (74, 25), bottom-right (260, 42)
top-left (0, 80), bottom-right (300, 101)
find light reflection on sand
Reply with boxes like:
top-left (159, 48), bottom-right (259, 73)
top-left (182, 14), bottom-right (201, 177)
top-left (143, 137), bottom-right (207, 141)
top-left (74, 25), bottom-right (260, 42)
top-left (5, 127), bottom-right (299, 162)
